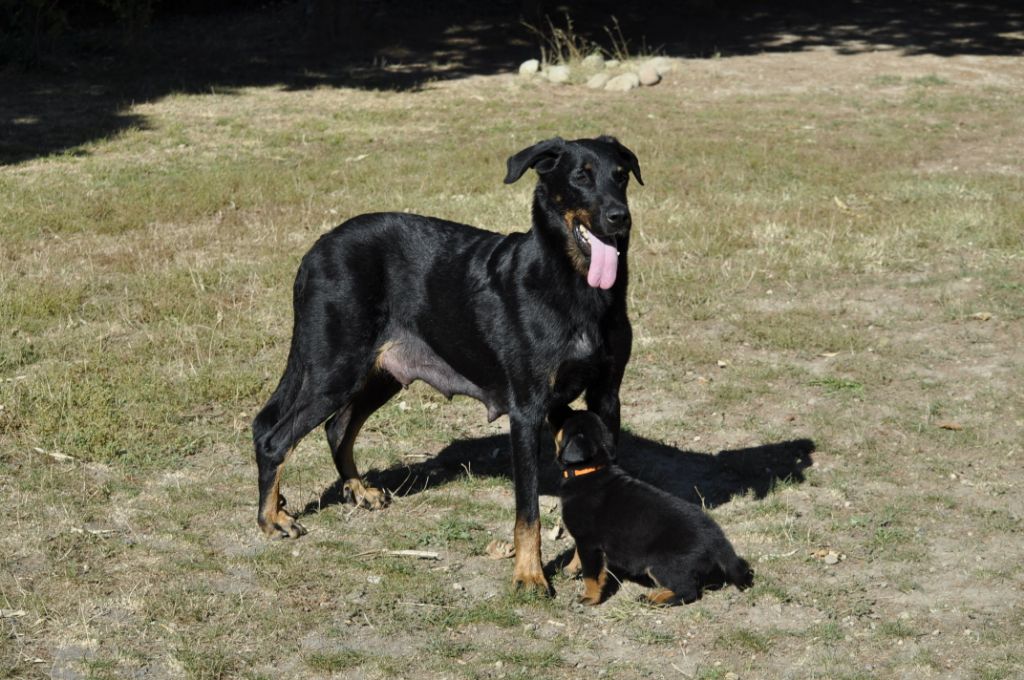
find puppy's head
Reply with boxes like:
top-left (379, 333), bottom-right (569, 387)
top-left (555, 411), bottom-right (615, 470)
top-left (503, 136), bottom-right (643, 290)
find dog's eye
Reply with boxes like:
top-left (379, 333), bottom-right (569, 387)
top-left (613, 171), bottom-right (629, 185)
top-left (573, 169), bottom-right (593, 186)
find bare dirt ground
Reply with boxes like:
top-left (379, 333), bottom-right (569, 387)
top-left (2, 15), bottom-right (1023, 679)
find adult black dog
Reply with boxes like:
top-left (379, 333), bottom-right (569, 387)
top-left (555, 411), bottom-right (754, 605)
top-left (252, 136), bottom-right (642, 593)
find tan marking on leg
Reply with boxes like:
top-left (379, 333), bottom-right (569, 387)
top-left (643, 568), bottom-right (676, 605)
top-left (259, 449), bottom-right (306, 538)
top-left (338, 408), bottom-right (390, 510)
top-left (554, 428), bottom-right (564, 451)
top-left (578, 552), bottom-right (607, 605)
top-left (512, 517), bottom-right (549, 593)
top-left (564, 547), bottom-right (581, 576)
top-left (645, 588), bottom-right (677, 606)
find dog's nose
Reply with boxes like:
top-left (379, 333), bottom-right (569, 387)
top-left (604, 206), bottom-right (630, 230)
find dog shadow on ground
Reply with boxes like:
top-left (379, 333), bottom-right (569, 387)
top-left (299, 430), bottom-right (814, 591)
top-left (301, 430), bottom-right (815, 518)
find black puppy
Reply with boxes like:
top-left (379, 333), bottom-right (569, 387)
top-left (252, 136), bottom-right (642, 593)
top-left (555, 412), bottom-right (754, 605)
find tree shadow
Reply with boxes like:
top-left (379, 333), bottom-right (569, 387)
top-left (3, 0), bottom-right (1022, 165)
top-left (300, 429), bottom-right (815, 518)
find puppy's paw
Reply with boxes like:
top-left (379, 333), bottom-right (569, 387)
top-left (577, 593), bottom-right (603, 606)
top-left (643, 588), bottom-right (679, 606)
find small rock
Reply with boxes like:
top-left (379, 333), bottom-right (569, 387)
top-left (518, 59), bottom-right (540, 76)
top-left (644, 56), bottom-right (673, 75)
top-left (547, 523), bottom-right (564, 540)
top-left (546, 65), bottom-right (571, 84)
top-left (823, 551), bottom-right (840, 566)
top-left (582, 53), bottom-right (605, 69)
top-left (587, 73), bottom-right (611, 89)
top-left (452, 582), bottom-right (464, 591)
top-left (605, 73), bottom-right (640, 92)
top-left (637, 64), bottom-right (661, 86)
top-left (725, 673), bottom-right (739, 680)
top-left (605, 59), bottom-right (620, 68)
top-left (367, 575), bottom-right (382, 584)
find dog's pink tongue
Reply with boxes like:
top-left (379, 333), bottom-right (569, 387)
top-left (586, 235), bottom-right (618, 290)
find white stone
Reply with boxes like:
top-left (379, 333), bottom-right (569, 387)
top-left (644, 56), bottom-right (674, 75)
top-left (518, 59), bottom-right (540, 76)
top-left (638, 63), bottom-right (661, 86)
top-left (604, 72), bottom-right (640, 92)
top-left (582, 53), bottom-right (605, 69)
top-left (546, 64), bottom-right (571, 83)
top-left (586, 72), bottom-right (611, 89)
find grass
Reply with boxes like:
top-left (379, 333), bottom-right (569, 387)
top-left (2, 12), bottom-right (1024, 680)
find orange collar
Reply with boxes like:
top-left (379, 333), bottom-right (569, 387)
top-left (562, 465), bottom-right (605, 479)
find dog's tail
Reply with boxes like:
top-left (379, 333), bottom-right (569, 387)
top-left (716, 540), bottom-right (754, 591)
top-left (252, 263), bottom-right (310, 446)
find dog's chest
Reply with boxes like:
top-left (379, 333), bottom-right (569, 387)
top-left (550, 329), bottom-right (603, 397)
top-left (571, 329), bottom-right (598, 357)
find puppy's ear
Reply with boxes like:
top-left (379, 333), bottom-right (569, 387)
top-left (504, 137), bottom-right (565, 184)
top-left (598, 135), bottom-right (643, 185)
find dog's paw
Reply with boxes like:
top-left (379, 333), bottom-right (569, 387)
top-left (512, 569), bottom-right (552, 596)
top-left (259, 508), bottom-right (308, 539)
top-left (342, 479), bottom-right (391, 510)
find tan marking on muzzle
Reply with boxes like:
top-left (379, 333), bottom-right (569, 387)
top-left (562, 209), bottom-right (592, 276)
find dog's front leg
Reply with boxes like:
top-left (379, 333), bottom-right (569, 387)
top-left (508, 410), bottom-right (551, 595)
top-left (577, 547), bottom-right (608, 605)
top-left (586, 321), bottom-right (631, 444)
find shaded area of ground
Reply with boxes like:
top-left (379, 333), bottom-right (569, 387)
top-left (3, 0), bottom-right (1023, 165)
top-left (300, 431), bottom-right (815, 518)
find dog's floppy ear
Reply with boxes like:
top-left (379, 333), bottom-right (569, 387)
top-left (504, 137), bottom-right (565, 184)
top-left (598, 135), bottom-right (643, 185)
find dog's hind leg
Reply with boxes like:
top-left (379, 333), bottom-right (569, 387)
top-left (644, 566), bottom-right (694, 606)
top-left (254, 380), bottom-right (346, 538)
top-left (325, 370), bottom-right (401, 510)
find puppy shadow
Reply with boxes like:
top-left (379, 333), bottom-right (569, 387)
top-left (300, 429), bottom-right (815, 519)
top-left (614, 432), bottom-right (816, 509)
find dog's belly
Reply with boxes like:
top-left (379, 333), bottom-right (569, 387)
top-left (376, 333), bottom-right (507, 422)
